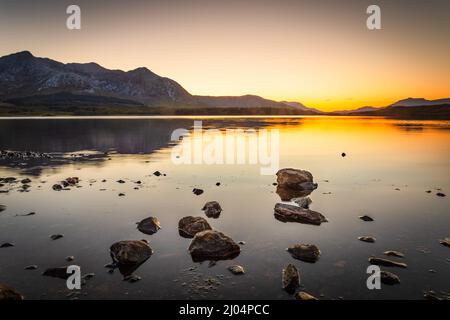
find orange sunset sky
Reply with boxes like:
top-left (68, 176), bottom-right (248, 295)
top-left (0, 0), bottom-right (449, 111)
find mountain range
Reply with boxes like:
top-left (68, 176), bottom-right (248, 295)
top-left (0, 51), bottom-right (448, 118)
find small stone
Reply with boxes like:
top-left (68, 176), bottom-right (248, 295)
top-left (66, 256), bottom-right (75, 262)
top-left (238, 241), bottom-right (246, 245)
top-left (188, 230), bottom-right (240, 262)
top-left (52, 184), bottom-right (62, 191)
top-left (282, 264), bottom-right (299, 294)
top-left (380, 271), bottom-right (400, 285)
top-left (118, 193), bottom-right (125, 196)
top-left (21, 178), bottom-right (31, 184)
top-left (341, 153), bottom-right (346, 157)
top-left (292, 197), bottom-right (312, 209)
top-left (24, 265), bottom-right (38, 270)
top-left (117, 179), bottom-right (125, 184)
top-left (358, 236), bottom-right (376, 243)
top-left (359, 215), bottom-right (374, 222)
top-left (0, 242), bottom-right (14, 248)
top-left (42, 267), bottom-right (70, 279)
top-left (295, 291), bottom-right (318, 300)
top-left (50, 234), bottom-right (64, 240)
top-left (110, 240), bottom-right (153, 266)
top-left (193, 188), bottom-right (204, 196)
top-left (274, 203), bottom-right (327, 225)
top-left (216, 182), bottom-right (221, 186)
top-left (436, 192), bottom-right (446, 197)
top-left (153, 171), bottom-right (161, 177)
top-left (227, 265), bottom-right (245, 275)
top-left (287, 244), bottom-right (321, 263)
top-left (383, 250), bottom-right (404, 258)
top-left (137, 217), bottom-right (161, 235)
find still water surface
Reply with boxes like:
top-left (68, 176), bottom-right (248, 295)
top-left (0, 116), bottom-right (449, 299)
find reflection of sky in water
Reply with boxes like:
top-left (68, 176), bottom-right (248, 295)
top-left (0, 116), bottom-right (449, 300)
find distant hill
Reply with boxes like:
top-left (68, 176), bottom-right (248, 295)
top-left (344, 104), bottom-right (450, 119)
top-left (389, 97), bottom-right (450, 107)
top-left (0, 51), bottom-right (315, 115)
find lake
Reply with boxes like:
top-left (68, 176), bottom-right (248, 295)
top-left (0, 116), bottom-right (449, 300)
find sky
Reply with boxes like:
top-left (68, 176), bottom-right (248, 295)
top-left (0, 0), bottom-right (449, 111)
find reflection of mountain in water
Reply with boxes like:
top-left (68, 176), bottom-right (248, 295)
top-left (0, 118), bottom-right (298, 174)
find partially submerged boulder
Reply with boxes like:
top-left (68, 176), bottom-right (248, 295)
top-left (178, 216), bottom-right (212, 238)
top-left (110, 240), bottom-right (153, 276)
top-left (383, 250), bottom-right (404, 258)
top-left (282, 264), bottom-right (300, 294)
top-left (42, 266), bottom-right (70, 279)
top-left (137, 217), bottom-right (161, 235)
top-left (188, 230), bottom-right (240, 262)
top-left (202, 201), bottom-right (222, 218)
top-left (358, 236), bottom-right (376, 243)
top-left (276, 168), bottom-right (316, 190)
top-left (287, 244), bottom-right (321, 263)
top-left (274, 203), bottom-right (327, 225)
top-left (0, 284), bottom-right (23, 300)
top-left (227, 265), bottom-right (245, 275)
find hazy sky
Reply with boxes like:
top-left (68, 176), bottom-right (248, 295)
top-left (0, 0), bottom-right (449, 111)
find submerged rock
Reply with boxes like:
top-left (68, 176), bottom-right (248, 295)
top-left (137, 217), bottom-right (161, 235)
top-left (292, 197), bottom-right (312, 209)
top-left (439, 237), bottom-right (450, 247)
top-left (282, 264), bottom-right (300, 294)
top-left (202, 201), bottom-right (222, 218)
top-left (227, 265), bottom-right (245, 275)
top-left (276, 168), bottom-right (317, 190)
top-left (178, 216), bottom-right (212, 238)
top-left (287, 244), bottom-right (321, 263)
top-left (383, 250), bottom-right (405, 258)
top-left (380, 271), bottom-right (401, 285)
top-left (359, 215), bottom-right (374, 222)
top-left (274, 203), bottom-right (327, 225)
top-left (358, 236), bottom-right (376, 243)
top-left (0, 284), bottom-right (23, 300)
top-left (368, 257), bottom-right (407, 268)
top-left (193, 188), bottom-right (204, 196)
top-left (188, 230), bottom-right (240, 262)
top-left (0, 204), bottom-right (5, 212)
top-left (110, 240), bottom-right (153, 265)
top-left (295, 291), bottom-right (318, 300)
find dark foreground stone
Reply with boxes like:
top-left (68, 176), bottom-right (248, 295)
top-left (137, 217), bottom-right (161, 235)
top-left (0, 284), bottom-right (23, 300)
top-left (274, 203), bottom-right (327, 225)
top-left (178, 216), bottom-right (212, 238)
top-left (202, 201), bottom-right (222, 218)
top-left (188, 230), bottom-right (240, 262)
top-left (287, 244), bottom-right (321, 263)
top-left (282, 264), bottom-right (300, 294)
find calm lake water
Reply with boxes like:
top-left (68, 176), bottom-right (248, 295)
top-left (0, 116), bottom-right (449, 300)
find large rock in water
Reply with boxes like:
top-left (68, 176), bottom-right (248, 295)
top-left (137, 217), bottom-right (161, 235)
top-left (202, 201), bottom-right (222, 218)
top-left (178, 216), bottom-right (212, 238)
top-left (0, 284), bottom-right (23, 300)
top-left (282, 264), bottom-right (300, 294)
top-left (276, 168), bottom-right (317, 190)
top-left (287, 244), bottom-right (321, 263)
top-left (188, 230), bottom-right (240, 262)
top-left (110, 240), bottom-right (153, 265)
top-left (274, 203), bottom-right (327, 225)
